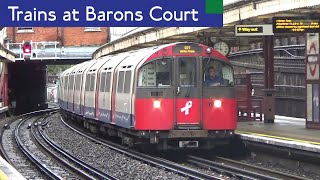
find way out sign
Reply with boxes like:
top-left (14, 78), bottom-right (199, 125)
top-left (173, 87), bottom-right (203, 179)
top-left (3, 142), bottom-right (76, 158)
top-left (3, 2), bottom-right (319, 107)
top-left (306, 33), bottom-right (320, 80)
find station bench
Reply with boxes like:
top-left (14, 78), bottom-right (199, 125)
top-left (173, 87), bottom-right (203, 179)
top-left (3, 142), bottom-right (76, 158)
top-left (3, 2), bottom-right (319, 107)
top-left (234, 73), bottom-right (263, 121)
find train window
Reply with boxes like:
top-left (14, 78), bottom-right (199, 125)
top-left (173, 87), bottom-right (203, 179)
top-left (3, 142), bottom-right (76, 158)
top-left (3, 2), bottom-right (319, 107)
top-left (202, 58), bottom-right (234, 87)
top-left (124, 71), bottom-right (132, 93)
top-left (138, 58), bottom-right (172, 87)
top-left (105, 72), bottom-right (111, 92)
top-left (90, 74), bottom-right (96, 91)
top-left (76, 74), bottom-right (81, 90)
top-left (64, 77), bottom-right (68, 90)
top-left (117, 71), bottom-right (125, 93)
top-left (85, 74), bottom-right (90, 91)
top-left (100, 72), bottom-right (106, 92)
top-left (69, 75), bottom-right (74, 90)
top-left (178, 57), bottom-right (196, 86)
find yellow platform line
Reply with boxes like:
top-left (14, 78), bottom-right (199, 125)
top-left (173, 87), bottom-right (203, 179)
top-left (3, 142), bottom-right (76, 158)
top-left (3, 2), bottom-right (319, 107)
top-left (236, 130), bottom-right (320, 145)
top-left (0, 169), bottom-right (9, 180)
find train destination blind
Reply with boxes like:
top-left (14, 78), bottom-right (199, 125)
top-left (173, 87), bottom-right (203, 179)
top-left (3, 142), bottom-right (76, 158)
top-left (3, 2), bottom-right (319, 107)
top-left (173, 45), bottom-right (202, 54)
top-left (273, 17), bottom-right (320, 33)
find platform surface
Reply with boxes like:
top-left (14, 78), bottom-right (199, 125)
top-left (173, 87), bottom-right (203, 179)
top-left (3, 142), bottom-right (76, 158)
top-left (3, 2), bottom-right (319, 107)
top-left (0, 156), bottom-right (26, 180)
top-left (236, 116), bottom-right (320, 153)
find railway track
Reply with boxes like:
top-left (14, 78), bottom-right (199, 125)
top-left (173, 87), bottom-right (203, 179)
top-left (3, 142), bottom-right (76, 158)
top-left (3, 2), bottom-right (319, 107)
top-left (61, 117), bottom-right (222, 180)
top-left (186, 155), bottom-right (311, 180)
top-left (34, 116), bottom-right (118, 180)
top-left (1, 109), bottom-right (118, 180)
top-left (1, 109), bottom-right (58, 179)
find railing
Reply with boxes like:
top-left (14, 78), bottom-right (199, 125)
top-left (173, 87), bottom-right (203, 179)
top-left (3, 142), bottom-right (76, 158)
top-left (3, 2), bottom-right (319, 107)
top-left (228, 44), bottom-right (305, 58)
top-left (6, 41), bottom-right (99, 61)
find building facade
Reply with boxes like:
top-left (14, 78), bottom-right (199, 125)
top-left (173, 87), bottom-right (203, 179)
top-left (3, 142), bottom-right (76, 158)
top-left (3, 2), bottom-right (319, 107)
top-left (4, 27), bottom-right (110, 47)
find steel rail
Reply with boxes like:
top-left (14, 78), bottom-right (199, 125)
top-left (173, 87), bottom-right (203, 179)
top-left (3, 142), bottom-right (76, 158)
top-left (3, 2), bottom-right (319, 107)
top-left (36, 120), bottom-right (118, 180)
top-left (61, 117), bottom-right (221, 180)
top-left (15, 112), bottom-right (61, 179)
top-left (187, 155), bottom-right (311, 180)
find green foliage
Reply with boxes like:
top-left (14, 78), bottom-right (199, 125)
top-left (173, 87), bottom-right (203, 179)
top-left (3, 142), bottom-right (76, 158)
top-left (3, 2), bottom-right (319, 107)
top-left (47, 65), bottom-right (73, 75)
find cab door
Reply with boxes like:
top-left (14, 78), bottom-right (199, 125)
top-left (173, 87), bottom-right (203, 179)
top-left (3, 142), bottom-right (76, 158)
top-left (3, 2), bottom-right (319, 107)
top-left (175, 57), bottom-right (201, 129)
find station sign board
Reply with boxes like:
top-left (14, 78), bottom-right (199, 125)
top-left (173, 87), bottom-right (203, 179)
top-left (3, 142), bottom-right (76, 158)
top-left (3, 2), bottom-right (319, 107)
top-left (273, 17), bottom-right (320, 33)
top-left (235, 25), bottom-right (273, 36)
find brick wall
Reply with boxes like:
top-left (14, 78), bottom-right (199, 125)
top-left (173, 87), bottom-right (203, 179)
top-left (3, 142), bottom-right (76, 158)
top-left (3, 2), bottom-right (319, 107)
top-left (63, 27), bottom-right (108, 46)
top-left (6, 27), bottom-right (109, 46)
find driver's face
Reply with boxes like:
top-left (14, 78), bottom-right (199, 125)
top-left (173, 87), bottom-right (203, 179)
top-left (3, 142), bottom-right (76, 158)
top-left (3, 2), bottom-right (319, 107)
top-left (209, 69), bottom-right (216, 77)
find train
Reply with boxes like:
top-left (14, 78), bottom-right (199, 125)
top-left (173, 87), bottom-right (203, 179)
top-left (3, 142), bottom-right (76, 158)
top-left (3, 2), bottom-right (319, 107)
top-left (58, 42), bottom-right (237, 150)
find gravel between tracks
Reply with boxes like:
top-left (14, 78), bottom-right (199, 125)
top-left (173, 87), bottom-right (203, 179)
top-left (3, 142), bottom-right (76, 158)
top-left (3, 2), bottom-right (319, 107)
top-left (43, 113), bottom-right (189, 180)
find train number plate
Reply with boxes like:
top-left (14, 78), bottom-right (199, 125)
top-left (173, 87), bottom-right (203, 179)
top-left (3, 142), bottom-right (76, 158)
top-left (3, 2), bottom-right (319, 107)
top-left (179, 141), bottom-right (199, 148)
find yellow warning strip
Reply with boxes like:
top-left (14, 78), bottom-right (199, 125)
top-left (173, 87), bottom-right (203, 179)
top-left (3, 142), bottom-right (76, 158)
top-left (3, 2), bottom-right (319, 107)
top-left (236, 130), bottom-right (320, 145)
top-left (0, 169), bottom-right (9, 180)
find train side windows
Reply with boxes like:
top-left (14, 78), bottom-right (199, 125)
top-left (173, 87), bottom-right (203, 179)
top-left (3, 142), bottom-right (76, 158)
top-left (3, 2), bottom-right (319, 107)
top-left (105, 72), bottom-right (111, 92)
top-left (117, 71), bottom-right (125, 93)
top-left (100, 72), bottom-right (106, 92)
top-left (138, 58), bottom-right (172, 87)
top-left (90, 74), bottom-right (96, 91)
top-left (124, 71), bottom-right (132, 93)
top-left (178, 57), bottom-right (196, 86)
top-left (85, 74), bottom-right (90, 91)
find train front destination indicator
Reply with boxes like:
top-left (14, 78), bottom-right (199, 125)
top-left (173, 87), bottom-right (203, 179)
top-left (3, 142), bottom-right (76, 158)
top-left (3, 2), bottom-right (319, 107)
top-left (273, 17), bottom-right (320, 33)
top-left (235, 25), bottom-right (273, 36)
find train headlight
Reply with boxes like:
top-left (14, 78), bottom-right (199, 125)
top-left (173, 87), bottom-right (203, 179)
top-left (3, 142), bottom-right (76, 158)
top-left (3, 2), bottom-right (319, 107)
top-left (214, 100), bottom-right (222, 108)
top-left (206, 47), bottom-right (212, 54)
top-left (153, 100), bottom-right (161, 108)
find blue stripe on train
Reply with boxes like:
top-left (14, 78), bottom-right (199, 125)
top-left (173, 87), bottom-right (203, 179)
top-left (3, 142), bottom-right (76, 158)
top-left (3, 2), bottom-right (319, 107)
top-left (84, 106), bottom-right (95, 119)
top-left (60, 103), bottom-right (135, 129)
top-left (98, 108), bottom-right (111, 123)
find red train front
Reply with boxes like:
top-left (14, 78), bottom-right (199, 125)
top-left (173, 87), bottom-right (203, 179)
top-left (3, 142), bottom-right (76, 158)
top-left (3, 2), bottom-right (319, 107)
top-left (134, 43), bottom-right (236, 149)
top-left (59, 42), bottom-right (236, 150)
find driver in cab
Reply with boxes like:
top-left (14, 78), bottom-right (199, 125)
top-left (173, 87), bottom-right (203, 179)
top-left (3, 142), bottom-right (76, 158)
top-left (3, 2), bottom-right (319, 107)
top-left (204, 67), bottom-right (224, 86)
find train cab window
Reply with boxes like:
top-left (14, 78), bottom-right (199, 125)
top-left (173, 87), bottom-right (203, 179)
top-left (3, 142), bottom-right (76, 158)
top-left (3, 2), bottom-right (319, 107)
top-left (203, 58), bottom-right (234, 87)
top-left (178, 57), bottom-right (196, 86)
top-left (138, 58), bottom-right (172, 87)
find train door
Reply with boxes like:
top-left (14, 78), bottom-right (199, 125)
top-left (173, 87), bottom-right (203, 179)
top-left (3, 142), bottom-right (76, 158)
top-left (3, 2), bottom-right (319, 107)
top-left (175, 57), bottom-right (201, 128)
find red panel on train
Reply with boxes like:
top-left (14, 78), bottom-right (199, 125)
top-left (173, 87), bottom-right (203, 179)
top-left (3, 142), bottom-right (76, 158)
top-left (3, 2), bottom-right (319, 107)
top-left (202, 98), bottom-right (237, 129)
top-left (135, 99), bottom-right (174, 130)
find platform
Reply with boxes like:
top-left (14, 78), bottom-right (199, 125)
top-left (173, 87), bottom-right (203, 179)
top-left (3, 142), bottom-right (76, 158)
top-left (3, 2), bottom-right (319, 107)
top-left (236, 116), bottom-right (320, 153)
top-left (0, 156), bottom-right (25, 180)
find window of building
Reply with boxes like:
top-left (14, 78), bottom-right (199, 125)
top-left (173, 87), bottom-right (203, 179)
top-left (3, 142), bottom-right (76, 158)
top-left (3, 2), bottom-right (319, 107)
top-left (138, 58), bottom-right (172, 87)
top-left (84, 27), bottom-right (101, 32)
top-left (124, 71), bottom-right (132, 93)
top-left (17, 27), bottom-right (34, 33)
